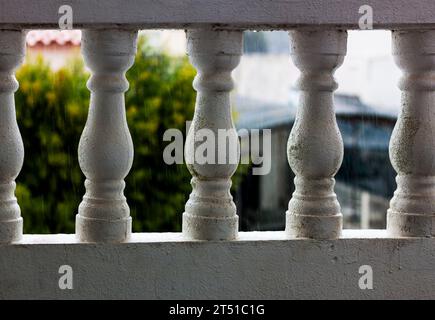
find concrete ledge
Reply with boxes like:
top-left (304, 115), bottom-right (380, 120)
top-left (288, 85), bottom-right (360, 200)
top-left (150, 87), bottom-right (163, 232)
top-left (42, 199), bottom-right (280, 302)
top-left (1, 0), bottom-right (435, 30)
top-left (1, 230), bottom-right (434, 299)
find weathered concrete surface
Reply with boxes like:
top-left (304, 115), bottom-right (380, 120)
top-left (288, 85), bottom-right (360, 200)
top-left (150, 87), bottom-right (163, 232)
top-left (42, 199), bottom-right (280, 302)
top-left (76, 29), bottom-right (137, 243)
top-left (387, 30), bottom-right (435, 237)
top-left (1, 0), bottom-right (435, 29)
top-left (183, 29), bottom-right (242, 241)
top-left (0, 230), bottom-right (434, 299)
top-left (0, 30), bottom-right (25, 243)
top-left (286, 30), bottom-right (345, 240)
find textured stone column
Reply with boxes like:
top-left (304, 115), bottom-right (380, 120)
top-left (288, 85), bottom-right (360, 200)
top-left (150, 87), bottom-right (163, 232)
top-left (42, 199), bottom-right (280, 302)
top-left (286, 30), bottom-right (346, 239)
top-left (387, 30), bottom-right (435, 237)
top-left (0, 30), bottom-right (25, 243)
top-left (183, 29), bottom-right (242, 240)
top-left (76, 29), bottom-right (137, 242)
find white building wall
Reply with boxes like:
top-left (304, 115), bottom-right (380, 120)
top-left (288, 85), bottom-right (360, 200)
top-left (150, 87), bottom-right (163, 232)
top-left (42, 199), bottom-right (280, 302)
top-left (233, 30), bottom-right (401, 115)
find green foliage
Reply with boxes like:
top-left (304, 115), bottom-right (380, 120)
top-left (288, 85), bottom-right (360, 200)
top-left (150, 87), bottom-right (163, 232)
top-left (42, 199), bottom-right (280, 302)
top-left (125, 38), bottom-right (196, 232)
top-left (15, 37), bottom-right (195, 233)
top-left (16, 56), bottom-right (89, 233)
top-left (15, 36), bottom-right (246, 234)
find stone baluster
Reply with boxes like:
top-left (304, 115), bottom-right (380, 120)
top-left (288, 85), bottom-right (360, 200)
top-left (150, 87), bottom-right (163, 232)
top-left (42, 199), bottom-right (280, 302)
top-left (388, 30), bottom-right (435, 237)
top-left (0, 30), bottom-right (25, 243)
top-left (76, 29), bottom-right (137, 242)
top-left (286, 30), bottom-right (346, 239)
top-left (183, 29), bottom-right (242, 240)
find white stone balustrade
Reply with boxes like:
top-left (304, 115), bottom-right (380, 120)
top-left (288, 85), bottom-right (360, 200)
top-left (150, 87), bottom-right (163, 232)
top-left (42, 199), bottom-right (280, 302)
top-left (0, 30), bottom-right (25, 243)
top-left (387, 30), bottom-right (435, 237)
top-left (286, 30), bottom-right (346, 239)
top-left (183, 29), bottom-right (242, 240)
top-left (76, 29), bottom-right (138, 243)
top-left (3, 0), bottom-right (435, 300)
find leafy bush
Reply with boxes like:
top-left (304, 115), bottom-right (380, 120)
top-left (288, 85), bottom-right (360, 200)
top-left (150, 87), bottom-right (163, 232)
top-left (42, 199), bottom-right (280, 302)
top-left (16, 56), bottom-right (89, 233)
top-left (15, 38), bottom-right (247, 233)
top-left (16, 37), bottom-right (196, 233)
top-left (125, 39), bottom-right (196, 232)
top-left (15, 37), bottom-right (247, 234)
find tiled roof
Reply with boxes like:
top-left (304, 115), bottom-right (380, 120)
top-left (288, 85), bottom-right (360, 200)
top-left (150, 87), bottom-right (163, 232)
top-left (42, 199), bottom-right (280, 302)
top-left (235, 93), bottom-right (396, 150)
top-left (26, 30), bottom-right (81, 46)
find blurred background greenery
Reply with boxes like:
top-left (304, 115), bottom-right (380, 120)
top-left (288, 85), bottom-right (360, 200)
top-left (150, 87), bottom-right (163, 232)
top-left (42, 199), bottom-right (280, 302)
top-left (16, 36), bottom-right (246, 234)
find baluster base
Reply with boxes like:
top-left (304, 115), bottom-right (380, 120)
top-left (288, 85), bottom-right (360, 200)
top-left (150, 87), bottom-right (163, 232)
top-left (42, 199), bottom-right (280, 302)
top-left (182, 213), bottom-right (238, 241)
top-left (0, 217), bottom-right (22, 243)
top-left (285, 178), bottom-right (343, 239)
top-left (286, 212), bottom-right (342, 239)
top-left (387, 175), bottom-right (435, 237)
top-left (387, 211), bottom-right (433, 237)
top-left (76, 215), bottom-right (131, 243)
